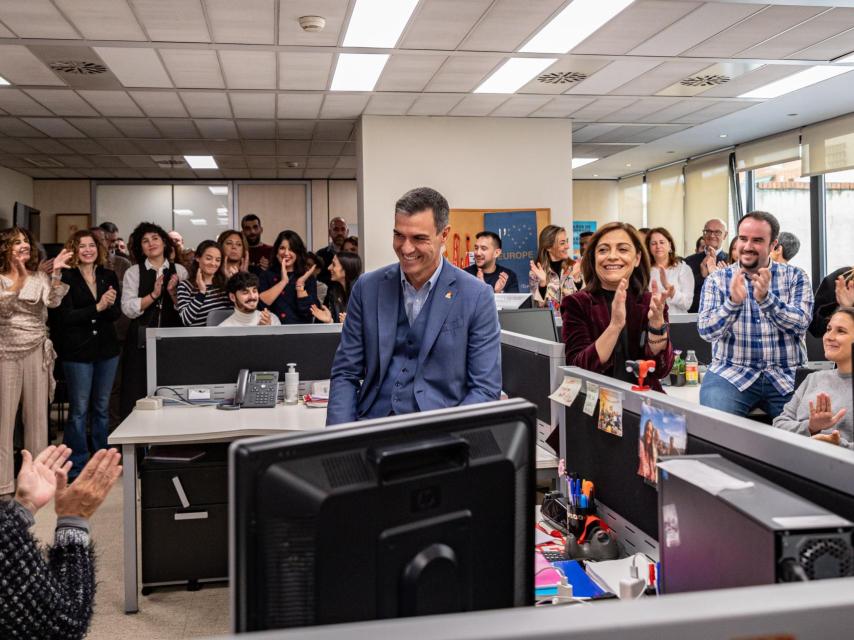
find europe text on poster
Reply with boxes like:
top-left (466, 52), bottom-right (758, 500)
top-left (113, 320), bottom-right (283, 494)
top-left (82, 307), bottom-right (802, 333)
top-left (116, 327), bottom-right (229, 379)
top-left (637, 403), bottom-right (687, 486)
top-left (484, 211), bottom-right (538, 293)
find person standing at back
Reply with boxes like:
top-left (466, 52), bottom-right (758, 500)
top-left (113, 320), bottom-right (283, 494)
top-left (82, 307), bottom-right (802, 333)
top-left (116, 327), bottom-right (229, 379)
top-left (698, 211), bottom-right (813, 418)
top-left (685, 218), bottom-right (728, 313)
top-left (241, 214), bottom-right (271, 273)
top-left (528, 225), bottom-right (578, 309)
top-left (315, 217), bottom-right (350, 286)
top-left (464, 231), bottom-right (519, 293)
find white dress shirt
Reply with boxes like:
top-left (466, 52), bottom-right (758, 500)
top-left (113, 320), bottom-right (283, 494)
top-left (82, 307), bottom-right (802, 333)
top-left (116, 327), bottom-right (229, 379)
top-left (649, 261), bottom-right (695, 314)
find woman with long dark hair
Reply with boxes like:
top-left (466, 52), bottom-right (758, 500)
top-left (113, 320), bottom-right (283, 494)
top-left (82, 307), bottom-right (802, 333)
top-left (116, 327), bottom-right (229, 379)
top-left (176, 240), bottom-right (232, 327)
top-left (57, 230), bottom-right (122, 480)
top-left (310, 251), bottom-right (362, 323)
top-left (0, 227), bottom-right (71, 496)
top-left (258, 230), bottom-right (318, 324)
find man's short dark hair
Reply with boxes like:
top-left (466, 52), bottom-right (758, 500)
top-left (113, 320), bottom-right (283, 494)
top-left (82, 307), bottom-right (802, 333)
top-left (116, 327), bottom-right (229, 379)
top-left (475, 231), bottom-right (501, 250)
top-left (240, 214), bottom-right (261, 226)
top-left (226, 271), bottom-right (260, 295)
top-left (777, 231), bottom-right (800, 260)
top-left (395, 187), bottom-right (449, 233)
top-left (738, 210), bottom-right (780, 243)
top-left (99, 221), bottom-right (118, 234)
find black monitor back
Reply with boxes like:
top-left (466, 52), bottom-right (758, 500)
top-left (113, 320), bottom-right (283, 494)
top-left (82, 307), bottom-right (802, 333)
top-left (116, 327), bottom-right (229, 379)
top-left (154, 331), bottom-right (340, 386)
top-left (669, 321), bottom-right (711, 364)
top-left (500, 343), bottom-right (553, 424)
top-left (230, 400), bottom-right (536, 632)
top-left (498, 308), bottom-right (559, 342)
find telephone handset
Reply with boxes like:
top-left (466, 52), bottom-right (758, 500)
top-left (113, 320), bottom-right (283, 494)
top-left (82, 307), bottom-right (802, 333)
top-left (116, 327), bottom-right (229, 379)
top-left (232, 369), bottom-right (279, 409)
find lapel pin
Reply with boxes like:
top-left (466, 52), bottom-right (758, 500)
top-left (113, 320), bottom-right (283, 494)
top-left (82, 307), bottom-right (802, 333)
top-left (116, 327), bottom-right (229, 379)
top-left (445, 291), bottom-right (453, 299)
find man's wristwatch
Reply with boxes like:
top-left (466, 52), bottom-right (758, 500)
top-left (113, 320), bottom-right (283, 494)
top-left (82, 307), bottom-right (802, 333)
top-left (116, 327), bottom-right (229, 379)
top-left (648, 323), bottom-right (668, 336)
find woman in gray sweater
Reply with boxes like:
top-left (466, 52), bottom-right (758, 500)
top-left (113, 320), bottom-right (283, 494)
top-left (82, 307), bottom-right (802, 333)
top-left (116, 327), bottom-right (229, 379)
top-left (773, 307), bottom-right (853, 447)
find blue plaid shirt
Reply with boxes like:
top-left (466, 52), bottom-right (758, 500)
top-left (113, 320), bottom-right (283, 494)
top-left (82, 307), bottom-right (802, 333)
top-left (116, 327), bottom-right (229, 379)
top-left (698, 260), bottom-right (813, 395)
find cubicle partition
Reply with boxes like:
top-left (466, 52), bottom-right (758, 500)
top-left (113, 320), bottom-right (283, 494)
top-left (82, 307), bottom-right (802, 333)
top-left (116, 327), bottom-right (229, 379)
top-left (145, 324), bottom-right (342, 400)
top-left (560, 367), bottom-right (854, 557)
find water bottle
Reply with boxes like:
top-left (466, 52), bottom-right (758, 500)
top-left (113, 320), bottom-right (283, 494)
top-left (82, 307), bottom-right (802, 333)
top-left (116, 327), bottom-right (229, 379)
top-left (685, 350), bottom-right (699, 386)
top-left (284, 362), bottom-right (299, 405)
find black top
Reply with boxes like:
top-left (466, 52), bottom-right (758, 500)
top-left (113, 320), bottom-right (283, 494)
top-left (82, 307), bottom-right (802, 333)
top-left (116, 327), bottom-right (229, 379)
top-left (323, 281), bottom-right (350, 322)
top-left (315, 245), bottom-right (336, 285)
top-left (259, 267), bottom-right (318, 324)
top-left (600, 289), bottom-right (632, 384)
top-left (464, 262), bottom-right (520, 293)
top-left (810, 266), bottom-right (852, 338)
top-left (684, 250), bottom-right (727, 313)
top-left (58, 267), bottom-right (122, 363)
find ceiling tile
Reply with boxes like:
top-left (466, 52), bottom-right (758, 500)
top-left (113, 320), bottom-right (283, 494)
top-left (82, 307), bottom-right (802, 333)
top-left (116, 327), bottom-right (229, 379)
top-left (329, 169), bottom-right (355, 179)
top-left (230, 93), bottom-right (276, 119)
top-left (313, 120), bottom-right (354, 140)
top-left (309, 140), bottom-right (345, 155)
top-left (160, 50), bottom-right (225, 89)
top-left (490, 95), bottom-right (553, 117)
top-left (26, 139), bottom-right (75, 154)
top-left (216, 156), bottom-right (247, 169)
top-left (93, 47), bottom-right (173, 88)
top-left (278, 52), bottom-right (333, 90)
top-left (0, 23), bottom-right (11, 37)
top-left (0, 118), bottom-right (47, 136)
top-left (24, 90), bottom-right (99, 116)
top-left (319, 95), bottom-right (370, 119)
top-left (277, 120), bottom-right (316, 140)
top-left (246, 155), bottom-right (276, 168)
top-left (611, 61), bottom-right (710, 96)
top-left (461, 0), bottom-right (566, 52)
top-left (118, 155), bottom-right (157, 167)
top-left (674, 101), bottom-right (754, 124)
top-left (630, 3), bottom-right (763, 56)
top-left (54, 0), bottom-right (147, 40)
top-left (336, 156), bottom-right (357, 169)
top-left (0, 90), bottom-right (53, 116)
top-left (52, 154), bottom-right (93, 167)
top-left (529, 96), bottom-right (595, 118)
top-left (180, 92), bottom-right (232, 117)
top-left (77, 167), bottom-right (114, 178)
top-left (137, 167), bottom-right (171, 178)
top-left (277, 94), bottom-right (324, 119)
top-left (303, 169), bottom-right (331, 179)
top-left (575, 123), bottom-right (632, 142)
top-left (567, 61), bottom-right (661, 95)
top-left (277, 140), bottom-right (311, 155)
top-left (570, 97), bottom-right (640, 121)
top-left (0, 45), bottom-right (65, 86)
top-left (153, 118), bottom-right (200, 138)
top-left (655, 61), bottom-right (762, 97)
top-left (66, 118), bottom-right (123, 137)
top-left (134, 139), bottom-right (178, 154)
top-left (19, 168), bottom-right (59, 178)
top-left (250, 168), bottom-right (277, 178)
top-left (98, 139), bottom-right (144, 154)
top-left (174, 140), bottom-right (209, 154)
top-left (738, 8), bottom-right (854, 60)
top-left (375, 54), bottom-right (448, 92)
top-left (602, 97), bottom-right (680, 122)
top-left (21, 118), bottom-right (85, 137)
top-left (637, 100), bottom-right (708, 124)
top-left (449, 94), bottom-right (509, 116)
top-left (109, 168), bottom-right (143, 178)
top-left (236, 119), bottom-right (275, 138)
top-left (225, 168), bottom-right (251, 178)
top-left (129, 91), bottom-right (189, 117)
top-left (111, 118), bottom-right (162, 137)
top-left (518, 58), bottom-right (611, 95)
top-left (78, 90), bottom-right (144, 116)
top-left (364, 94), bottom-right (419, 116)
top-left (0, 0), bottom-right (77, 38)
top-left (50, 168), bottom-right (85, 178)
top-left (242, 140), bottom-right (276, 155)
top-left (169, 167), bottom-right (199, 178)
top-left (573, 0), bottom-right (702, 55)
top-left (131, 0), bottom-right (210, 42)
top-left (401, 0), bottom-right (492, 50)
top-left (307, 156), bottom-right (337, 168)
top-left (698, 64), bottom-right (799, 98)
top-left (194, 118), bottom-right (239, 138)
top-left (0, 139), bottom-right (37, 153)
top-left (278, 0), bottom-right (347, 46)
top-left (340, 141), bottom-right (355, 156)
top-left (278, 168), bottom-right (304, 179)
top-left (426, 55), bottom-right (502, 93)
top-left (408, 94), bottom-right (464, 116)
top-left (206, 139), bottom-right (243, 154)
top-left (685, 5), bottom-right (827, 58)
top-left (220, 51), bottom-right (276, 90)
top-left (277, 155), bottom-right (307, 166)
top-left (792, 25), bottom-right (854, 60)
top-left (205, 0), bottom-right (275, 44)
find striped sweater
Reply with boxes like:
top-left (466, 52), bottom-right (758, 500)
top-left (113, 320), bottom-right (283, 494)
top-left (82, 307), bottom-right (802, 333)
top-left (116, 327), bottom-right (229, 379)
top-left (176, 281), bottom-right (233, 327)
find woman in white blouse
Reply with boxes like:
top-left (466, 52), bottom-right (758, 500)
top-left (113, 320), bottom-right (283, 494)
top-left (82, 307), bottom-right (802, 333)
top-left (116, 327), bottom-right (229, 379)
top-left (645, 227), bottom-right (694, 314)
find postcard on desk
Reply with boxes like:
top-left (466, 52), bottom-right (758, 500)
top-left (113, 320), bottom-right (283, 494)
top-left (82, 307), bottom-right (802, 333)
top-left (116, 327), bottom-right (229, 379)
top-left (597, 388), bottom-right (623, 437)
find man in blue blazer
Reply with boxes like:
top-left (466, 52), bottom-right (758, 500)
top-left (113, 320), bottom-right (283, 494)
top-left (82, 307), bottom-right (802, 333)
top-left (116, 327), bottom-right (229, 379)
top-left (326, 187), bottom-right (502, 426)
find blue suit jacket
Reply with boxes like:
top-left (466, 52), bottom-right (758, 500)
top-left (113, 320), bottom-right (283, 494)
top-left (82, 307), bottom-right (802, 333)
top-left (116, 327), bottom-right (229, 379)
top-left (326, 258), bottom-right (502, 425)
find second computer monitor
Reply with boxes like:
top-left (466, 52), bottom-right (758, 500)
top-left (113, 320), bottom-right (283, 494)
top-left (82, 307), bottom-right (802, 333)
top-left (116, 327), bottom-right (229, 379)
top-left (498, 308), bottom-right (559, 343)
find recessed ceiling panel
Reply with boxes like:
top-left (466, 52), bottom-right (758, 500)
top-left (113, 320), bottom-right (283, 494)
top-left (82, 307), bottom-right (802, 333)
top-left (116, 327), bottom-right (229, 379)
top-left (195, 119), bottom-right (238, 138)
top-left (243, 140), bottom-right (276, 155)
top-left (278, 0), bottom-right (347, 46)
top-left (220, 51), bottom-right (277, 90)
top-left (656, 62), bottom-right (763, 97)
top-left (131, 0), bottom-right (210, 42)
top-left (129, 91), bottom-right (189, 117)
top-left (675, 100), bottom-right (755, 124)
top-left (54, 0), bottom-right (147, 40)
top-left (638, 100), bottom-right (709, 124)
top-left (603, 97), bottom-right (679, 122)
top-left (21, 118), bottom-right (86, 138)
top-left (319, 95), bottom-right (371, 119)
top-left (425, 55), bottom-right (502, 93)
top-left (58, 139), bottom-right (107, 154)
top-left (0, 90), bottom-right (53, 116)
top-left (25, 89), bottom-right (99, 116)
top-left (313, 120), bottom-right (354, 140)
top-left (407, 94), bottom-right (463, 116)
top-left (278, 52), bottom-right (333, 90)
top-left (0, 118), bottom-right (47, 137)
top-left (400, 0), bottom-right (492, 50)
top-left (375, 54), bottom-right (447, 92)
top-left (518, 58), bottom-right (611, 95)
top-left (613, 61), bottom-right (710, 96)
top-left (307, 156), bottom-right (338, 168)
top-left (572, 123), bottom-right (622, 142)
top-left (461, 0), bottom-right (566, 52)
top-left (93, 47), bottom-right (173, 88)
top-left (99, 139), bottom-right (144, 154)
top-left (160, 50), bottom-right (225, 89)
top-left (27, 139), bottom-right (75, 154)
top-left (0, 45), bottom-right (65, 86)
top-left (570, 97), bottom-right (640, 121)
top-left (449, 94), bottom-right (508, 116)
top-left (78, 90), bottom-right (144, 116)
top-left (152, 118), bottom-right (200, 138)
top-left (566, 61), bottom-right (661, 95)
top-left (180, 92), bottom-right (232, 117)
top-left (789, 22), bottom-right (854, 60)
top-left (309, 140), bottom-right (345, 155)
top-left (278, 140), bottom-right (312, 155)
top-left (364, 94), bottom-right (419, 116)
top-left (205, 0), bottom-right (275, 44)
top-left (0, 0), bottom-right (77, 38)
top-left (699, 64), bottom-right (799, 98)
top-left (111, 118), bottom-right (162, 137)
top-left (207, 140), bottom-right (243, 154)
top-left (119, 155), bottom-right (158, 167)
top-left (529, 96), bottom-right (595, 117)
top-left (66, 117), bottom-right (124, 137)
top-left (278, 94), bottom-right (324, 119)
top-left (236, 119), bottom-right (276, 138)
top-left (53, 154), bottom-right (95, 167)
top-left (737, 8), bottom-right (854, 60)
top-left (230, 93), bottom-right (276, 119)
top-left (490, 95), bottom-right (553, 117)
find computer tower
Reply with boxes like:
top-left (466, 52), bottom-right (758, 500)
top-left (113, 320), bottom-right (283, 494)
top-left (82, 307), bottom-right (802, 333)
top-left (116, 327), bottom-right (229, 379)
top-left (658, 455), bottom-right (854, 594)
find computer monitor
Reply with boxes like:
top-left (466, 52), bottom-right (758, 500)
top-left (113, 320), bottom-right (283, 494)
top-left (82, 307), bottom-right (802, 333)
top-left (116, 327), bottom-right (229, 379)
top-left (498, 308), bottom-right (559, 342)
top-left (230, 399), bottom-right (537, 633)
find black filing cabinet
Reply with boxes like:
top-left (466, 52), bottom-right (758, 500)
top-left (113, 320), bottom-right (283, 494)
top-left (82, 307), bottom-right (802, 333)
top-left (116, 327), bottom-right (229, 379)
top-left (139, 444), bottom-right (229, 586)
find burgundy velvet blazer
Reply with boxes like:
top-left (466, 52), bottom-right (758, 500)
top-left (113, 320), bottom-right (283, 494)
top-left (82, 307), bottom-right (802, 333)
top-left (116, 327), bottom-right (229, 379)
top-left (560, 289), bottom-right (674, 392)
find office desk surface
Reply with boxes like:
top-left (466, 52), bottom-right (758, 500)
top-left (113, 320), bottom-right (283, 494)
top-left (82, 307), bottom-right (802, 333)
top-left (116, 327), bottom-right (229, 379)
top-left (108, 402), bottom-right (328, 445)
top-left (662, 384), bottom-right (700, 405)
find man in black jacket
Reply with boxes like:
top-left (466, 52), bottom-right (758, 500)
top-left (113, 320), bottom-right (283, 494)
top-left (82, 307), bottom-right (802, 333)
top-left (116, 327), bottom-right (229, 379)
top-left (684, 217), bottom-right (728, 313)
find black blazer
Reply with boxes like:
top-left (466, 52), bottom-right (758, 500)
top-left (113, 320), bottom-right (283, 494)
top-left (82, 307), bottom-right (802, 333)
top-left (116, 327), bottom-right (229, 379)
top-left (58, 267), bottom-right (122, 362)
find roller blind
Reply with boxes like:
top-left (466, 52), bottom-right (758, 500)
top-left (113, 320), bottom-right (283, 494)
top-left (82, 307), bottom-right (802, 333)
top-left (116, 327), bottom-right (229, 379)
top-left (617, 174), bottom-right (644, 229)
top-left (735, 132), bottom-right (800, 172)
top-left (802, 113), bottom-right (854, 176)
top-left (684, 152), bottom-right (730, 256)
top-left (646, 163), bottom-right (685, 255)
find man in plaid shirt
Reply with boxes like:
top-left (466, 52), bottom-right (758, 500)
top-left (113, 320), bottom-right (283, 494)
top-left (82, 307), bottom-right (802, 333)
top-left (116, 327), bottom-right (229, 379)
top-left (698, 211), bottom-right (813, 418)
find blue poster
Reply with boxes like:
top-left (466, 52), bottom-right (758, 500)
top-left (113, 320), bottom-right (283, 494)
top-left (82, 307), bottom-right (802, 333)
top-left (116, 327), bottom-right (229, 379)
top-left (484, 211), bottom-right (538, 293)
top-left (572, 221), bottom-right (597, 255)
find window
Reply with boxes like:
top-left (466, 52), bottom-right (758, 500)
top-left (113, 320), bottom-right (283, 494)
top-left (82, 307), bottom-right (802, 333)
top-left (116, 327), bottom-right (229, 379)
top-left (824, 169), bottom-right (854, 273)
top-left (752, 160), bottom-right (812, 280)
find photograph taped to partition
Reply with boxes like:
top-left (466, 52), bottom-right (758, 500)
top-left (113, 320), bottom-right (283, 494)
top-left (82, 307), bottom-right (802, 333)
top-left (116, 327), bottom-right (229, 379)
top-left (637, 403), bottom-right (687, 486)
top-left (597, 388), bottom-right (623, 437)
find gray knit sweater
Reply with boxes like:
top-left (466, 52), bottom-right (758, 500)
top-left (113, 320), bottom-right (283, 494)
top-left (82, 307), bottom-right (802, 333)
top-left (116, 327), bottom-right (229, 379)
top-left (773, 369), bottom-right (853, 449)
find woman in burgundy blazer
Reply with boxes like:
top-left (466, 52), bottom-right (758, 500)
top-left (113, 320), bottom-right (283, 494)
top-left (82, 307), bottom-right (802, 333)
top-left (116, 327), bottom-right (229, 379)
top-left (561, 222), bottom-right (674, 392)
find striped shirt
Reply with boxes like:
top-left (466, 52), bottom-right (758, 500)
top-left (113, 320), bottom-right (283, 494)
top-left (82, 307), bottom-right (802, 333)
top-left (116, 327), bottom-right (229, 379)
top-left (176, 281), bottom-right (233, 327)
top-left (698, 260), bottom-right (813, 395)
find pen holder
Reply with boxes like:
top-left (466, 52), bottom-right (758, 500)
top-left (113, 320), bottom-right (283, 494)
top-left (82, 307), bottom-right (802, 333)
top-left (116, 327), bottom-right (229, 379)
top-left (566, 501), bottom-right (594, 538)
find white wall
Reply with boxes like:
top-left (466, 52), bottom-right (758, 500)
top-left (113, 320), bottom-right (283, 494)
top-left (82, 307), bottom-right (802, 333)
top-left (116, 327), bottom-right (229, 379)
top-left (0, 166), bottom-right (34, 229)
top-left (572, 180), bottom-right (619, 228)
top-left (358, 116), bottom-right (573, 271)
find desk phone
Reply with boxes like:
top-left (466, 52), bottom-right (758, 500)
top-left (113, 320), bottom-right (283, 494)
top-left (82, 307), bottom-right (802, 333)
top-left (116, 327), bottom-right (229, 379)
top-left (234, 369), bottom-right (279, 408)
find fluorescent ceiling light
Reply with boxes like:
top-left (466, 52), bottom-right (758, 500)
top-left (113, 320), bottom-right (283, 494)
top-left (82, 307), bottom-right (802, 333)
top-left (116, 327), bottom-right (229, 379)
top-left (521, 0), bottom-right (636, 54)
top-left (173, 209), bottom-right (193, 216)
top-left (739, 66), bottom-right (853, 99)
top-left (216, 207), bottom-right (228, 215)
top-left (474, 57), bottom-right (557, 94)
top-left (0, 75), bottom-right (9, 86)
top-left (208, 186), bottom-right (228, 195)
top-left (343, 0), bottom-right (419, 48)
top-left (184, 155), bottom-right (218, 169)
top-left (190, 218), bottom-right (208, 226)
top-left (572, 158), bottom-right (598, 169)
top-left (330, 53), bottom-right (389, 91)
top-left (833, 51), bottom-right (854, 63)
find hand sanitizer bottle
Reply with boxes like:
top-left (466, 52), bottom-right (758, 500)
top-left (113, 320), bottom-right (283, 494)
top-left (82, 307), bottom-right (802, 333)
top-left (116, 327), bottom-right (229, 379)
top-left (285, 363), bottom-right (299, 405)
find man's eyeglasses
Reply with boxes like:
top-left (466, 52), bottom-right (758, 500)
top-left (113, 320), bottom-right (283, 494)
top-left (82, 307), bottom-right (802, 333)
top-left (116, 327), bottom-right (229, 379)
top-left (703, 229), bottom-right (724, 237)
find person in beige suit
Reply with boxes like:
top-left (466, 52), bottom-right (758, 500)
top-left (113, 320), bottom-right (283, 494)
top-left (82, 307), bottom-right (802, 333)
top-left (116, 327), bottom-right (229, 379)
top-left (0, 227), bottom-right (71, 497)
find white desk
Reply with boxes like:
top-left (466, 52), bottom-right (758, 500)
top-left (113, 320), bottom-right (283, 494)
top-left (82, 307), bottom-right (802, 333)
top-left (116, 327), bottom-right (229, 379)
top-left (108, 402), bottom-right (326, 614)
top-left (661, 384), bottom-right (700, 405)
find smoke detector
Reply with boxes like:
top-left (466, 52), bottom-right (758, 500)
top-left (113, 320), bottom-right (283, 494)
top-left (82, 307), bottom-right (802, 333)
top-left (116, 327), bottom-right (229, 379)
top-left (298, 16), bottom-right (326, 32)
